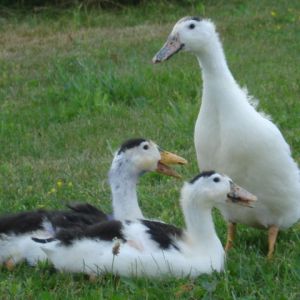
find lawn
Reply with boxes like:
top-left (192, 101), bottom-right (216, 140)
top-left (0, 0), bottom-right (300, 299)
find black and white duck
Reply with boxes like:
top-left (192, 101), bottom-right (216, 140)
top-left (36, 171), bottom-right (256, 278)
top-left (0, 138), bottom-right (186, 267)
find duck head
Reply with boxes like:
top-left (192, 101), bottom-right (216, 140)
top-left (114, 138), bottom-right (187, 178)
top-left (181, 171), bottom-right (257, 209)
top-left (153, 17), bottom-right (216, 63)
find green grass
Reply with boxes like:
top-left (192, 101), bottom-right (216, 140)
top-left (0, 0), bottom-right (300, 298)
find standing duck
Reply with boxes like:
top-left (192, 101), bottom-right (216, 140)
top-left (36, 171), bottom-right (256, 278)
top-left (0, 138), bottom-right (186, 267)
top-left (153, 17), bottom-right (300, 257)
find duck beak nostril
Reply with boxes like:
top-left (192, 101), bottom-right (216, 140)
top-left (227, 183), bottom-right (257, 208)
top-left (152, 34), bottom-right (184, 63)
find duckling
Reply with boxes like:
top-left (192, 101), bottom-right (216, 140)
top-left (0, 138), bottom-right (186, 267)
top-left (153, 17), bottom-right (300, 257)
top-left (36, 171), bottom-right (256, 278)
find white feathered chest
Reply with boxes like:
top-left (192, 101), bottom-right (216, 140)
top-left (194, 78), bottom-right (300, 228)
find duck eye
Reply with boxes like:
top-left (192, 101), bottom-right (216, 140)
top-left (213, 177), bottom-right (220, 183)
top-left (189, 23), bottom-right (195, 29)
top-left (143, 144), bottom-right (149, 150)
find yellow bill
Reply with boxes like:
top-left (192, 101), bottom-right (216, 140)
top-left (156, 148), bottom-right (187, 179)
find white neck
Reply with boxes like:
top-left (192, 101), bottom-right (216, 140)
top-left (181, 193), bottom-right (225, 272)
top-left (109, 157), bottom-right (144, 221)
top-left (195, 32), bottom-right (243, 111)
top-left (182, 195), bottom-right (220, 247)
top-left (194, 32), bottom-right (236, 87)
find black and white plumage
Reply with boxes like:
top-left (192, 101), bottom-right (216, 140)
top-left (36, 172), bottom-right (256, 278)
top-left (0, 204), bottom-right (107, 267)
top-left (0, 138), bottom-right (186, 267)
top-left (153, 17), bottom-right (300, 257)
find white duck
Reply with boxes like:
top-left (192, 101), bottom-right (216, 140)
top-left (0, 138), bottom-right (186, 267)
top-left (153, 17), bottom-right (300, 257)
top-left (35, 171), bottom-right (256, 278)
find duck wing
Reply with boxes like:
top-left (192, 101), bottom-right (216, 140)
top-left (0, 210), bottom-right (49, 235)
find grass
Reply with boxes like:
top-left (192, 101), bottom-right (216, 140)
top-left (0, 0), bottom-right (300, 298)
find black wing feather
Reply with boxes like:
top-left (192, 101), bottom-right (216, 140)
top-left (0, 210), bottom-right (48, 234)
top-left (141, 220), bottom-right (183, 250)
top-left (56, 220), bottom-right (125, 246)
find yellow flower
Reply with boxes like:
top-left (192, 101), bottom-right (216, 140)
top-left (271, 11), bottom-right (277, 17)
top-left (57, 179), bottom-right (64, 188)
top-left (49, 187), bottom-right (56, 194)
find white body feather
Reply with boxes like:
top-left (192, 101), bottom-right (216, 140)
top-left (161, 18), bottom-right (300, 229)
top-left (41, 174), bottom-right (236, 278)
top-left (0, 139), bottom-right (174, 266)
top-left (193, 21), bottom-right (300, 229)
top-left (0, 232), bottom-right (47, 265)
top-left (42, 238), bottom-right (223, 278)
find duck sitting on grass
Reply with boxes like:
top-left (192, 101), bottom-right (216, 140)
top-left (0, 138), bottom-right (186, 268)
top-left (35, 171), bottom-right (256, 278)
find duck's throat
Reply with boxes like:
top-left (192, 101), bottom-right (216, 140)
top-left (109, 163), bottom-right (143, 221)
top-left (196, 35), bottom-right (234, 84)
top-left (184, 204), bottom-right (217, 244)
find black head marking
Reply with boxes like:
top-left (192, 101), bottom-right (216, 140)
top-left (179, 16), bottom-right (202, 24)
top-left (117, 138), bottom-right (147, 155)
top-left (191, 16), bottom-right (202, 22)
top-left (189, 171), bottom-right (216, 184)
top-left (141, 220), bottom-right (183, 250)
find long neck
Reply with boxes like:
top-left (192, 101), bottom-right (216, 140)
top-left (195, 33), bottom-right (244, 114)
top-left (197, 33), bottom-right (234, 83)
top-left (182, 197), bottom-right (218, 246)
top-left (181, 193), bottom-right (225, 271)
top-left (109, 158), bottom-right (144, 221)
